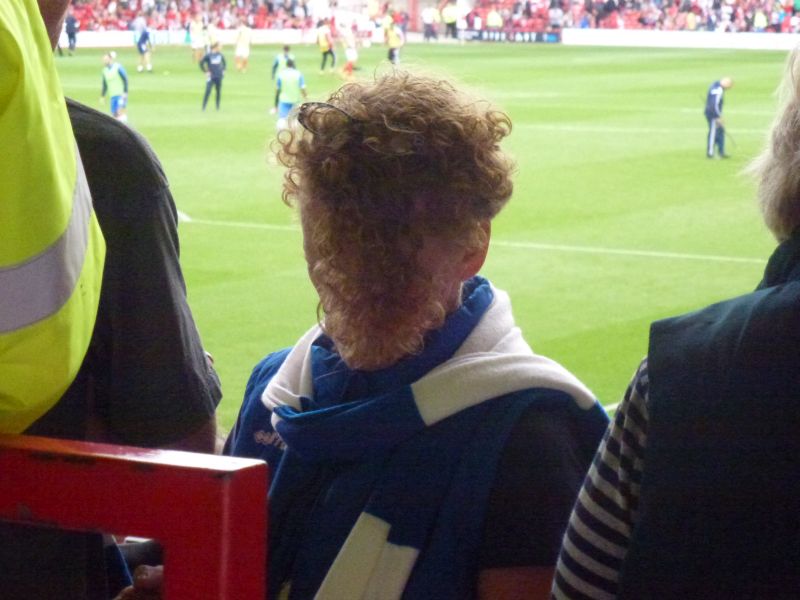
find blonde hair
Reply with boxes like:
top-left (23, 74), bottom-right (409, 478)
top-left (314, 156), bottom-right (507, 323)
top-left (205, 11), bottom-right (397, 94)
top-left (749, 49), bottom-right (800, 241)
top-left (277, 71), bottom-right (514, 369)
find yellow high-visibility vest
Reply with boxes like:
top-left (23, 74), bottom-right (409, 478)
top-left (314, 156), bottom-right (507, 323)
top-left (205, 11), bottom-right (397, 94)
top-left (0, 0), bottom-right (105, 433)
top-left (442, 4), bottom-right (459, 24)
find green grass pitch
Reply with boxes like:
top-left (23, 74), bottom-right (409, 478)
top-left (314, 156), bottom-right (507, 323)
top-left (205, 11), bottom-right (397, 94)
top-left (56, 41), bottom-right (785, 431)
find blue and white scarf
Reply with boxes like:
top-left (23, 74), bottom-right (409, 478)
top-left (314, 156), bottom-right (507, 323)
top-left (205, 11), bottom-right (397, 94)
top-left (261, 278), bottom-right (596, 599)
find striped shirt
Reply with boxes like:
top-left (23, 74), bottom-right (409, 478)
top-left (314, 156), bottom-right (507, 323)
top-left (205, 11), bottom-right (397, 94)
top-left (552, 359), bottom-right (650, 600)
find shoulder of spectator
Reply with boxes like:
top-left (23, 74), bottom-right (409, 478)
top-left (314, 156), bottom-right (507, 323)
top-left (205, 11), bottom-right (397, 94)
top-left (224, 348), bottom-right (293, 458)
top-left (550, 358), bottom-right (649, 599)
top-left (617, 357), bottom-right (650, 433)
top-left (597, 356), bottom-right (650, 479)
top-left (479, 389), bottom-right (607, 570)
top-left (67, 98), bottom-right (169, 197)
top-left (243, 348), bottom-right (294, 408)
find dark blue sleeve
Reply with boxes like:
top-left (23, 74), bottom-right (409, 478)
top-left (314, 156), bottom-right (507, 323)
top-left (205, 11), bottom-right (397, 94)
top-left (199, 54), bottom-right (208, 72)
top-left (223, 349), bottom-right (292, 478)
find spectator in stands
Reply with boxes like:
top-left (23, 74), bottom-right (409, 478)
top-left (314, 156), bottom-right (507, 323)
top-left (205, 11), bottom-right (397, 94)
top-left (37, 0), bottom-right (798, 34)
top-left (552, 48), bottom-right (800, 600)
top-left (45, 0), bottom-right (800, 35)
top-left (3, 0), bottom-right (222, 596)
top-left (421, 3), bottom-right (440, 40)
top-left (206, 15), bottom-right (220, 47)
top-left (753, 6), bottom-right (768, 30)
top-left (225, 72), bottom-right (608, 599)
top-left (2, 0), bottom-right (103, 439)
top-left (487, 5), bottom-right (504, 29)
top-left (118, 71), bottom-right (609, 600)
top-left (549, 0), bottom-right (565, 29)
top-left (33, 0), bottom-right (221, 455)
top-left (442, 0), bottom-right (459, 37)
top-left (395, 8), bottom-right (410, 32)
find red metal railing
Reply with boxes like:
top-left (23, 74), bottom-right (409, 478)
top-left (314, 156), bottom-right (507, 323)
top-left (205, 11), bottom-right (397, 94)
top-left (0, 434), bottom-right (267, 599)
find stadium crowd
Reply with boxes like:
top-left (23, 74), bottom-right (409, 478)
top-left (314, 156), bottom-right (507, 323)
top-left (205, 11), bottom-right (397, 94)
top-left (66, 0), bottom-right (800, 35)
top-left (68, 0), bottom-right (314, 33)
top-left (466, 0), bottom-right (800, 35)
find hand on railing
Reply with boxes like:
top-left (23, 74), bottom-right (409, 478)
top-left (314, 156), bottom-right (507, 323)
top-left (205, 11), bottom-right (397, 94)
top-left (114, 565), bottom-right (164, 600)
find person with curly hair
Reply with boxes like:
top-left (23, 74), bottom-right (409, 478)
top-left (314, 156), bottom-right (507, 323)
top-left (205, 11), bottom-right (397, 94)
top-left (119, 72), bottom-right (608, 600)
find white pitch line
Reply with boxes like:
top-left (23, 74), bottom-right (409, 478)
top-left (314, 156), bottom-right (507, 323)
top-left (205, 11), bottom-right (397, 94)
top-left (183, 217), bottom-right (764, 265)
top-left (516, 123), bottom-right (767, 136)
top-left (188, 218), bottom-right (299, 232)
top-left (177, 209), bottom-right (193, 223)
top-left (492, 239), bottom-right (764, 264)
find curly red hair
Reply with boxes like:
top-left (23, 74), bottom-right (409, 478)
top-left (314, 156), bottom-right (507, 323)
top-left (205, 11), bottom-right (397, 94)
top-left (277, 71), bottom-right (514, 370)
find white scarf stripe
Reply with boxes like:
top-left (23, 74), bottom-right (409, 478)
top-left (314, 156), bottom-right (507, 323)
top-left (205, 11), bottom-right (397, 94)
top-left (412, 287), bottom-right (596, 424)
top-left (412, 352), bottom-right (596, 426)
top-left (263, 324), bottom-right (321, 430)
top-left (363, 543), bottom-right (420, 600)
top-left (314, 513), bottom-right (417, 600)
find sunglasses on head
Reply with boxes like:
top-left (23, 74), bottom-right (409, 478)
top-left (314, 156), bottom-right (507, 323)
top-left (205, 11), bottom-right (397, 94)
top-left (296, 102), bottom-right (361, 135)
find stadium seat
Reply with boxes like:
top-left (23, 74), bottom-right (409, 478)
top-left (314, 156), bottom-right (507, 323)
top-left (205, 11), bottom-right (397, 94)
top-left (0, 434), bottom-right (267, 599)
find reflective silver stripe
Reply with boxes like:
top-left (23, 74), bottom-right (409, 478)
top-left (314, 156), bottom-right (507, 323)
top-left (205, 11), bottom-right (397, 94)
top-left (0, 150), bottom-right (94, 333)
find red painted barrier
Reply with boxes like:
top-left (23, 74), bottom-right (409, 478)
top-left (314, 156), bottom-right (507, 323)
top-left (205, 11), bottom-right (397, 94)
top-left (0, 434), bottom-right (268, 599)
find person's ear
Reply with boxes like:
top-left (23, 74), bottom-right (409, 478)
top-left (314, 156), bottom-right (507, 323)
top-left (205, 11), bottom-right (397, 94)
top-left (459, 221), bottom-right (491, 280)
